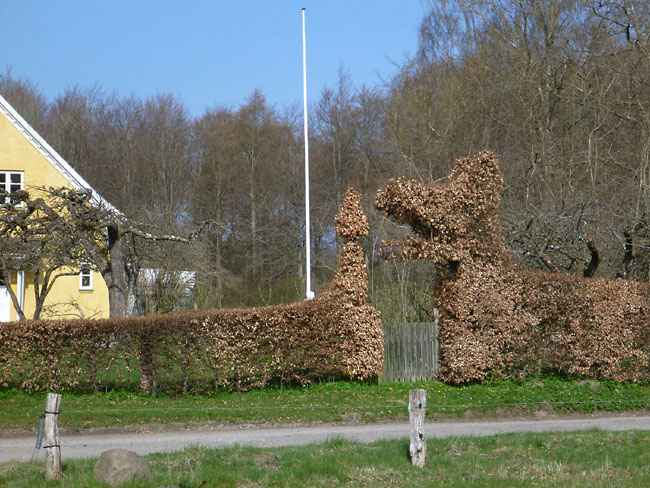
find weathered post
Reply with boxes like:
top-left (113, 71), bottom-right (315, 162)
top-left (409, 388), bottom-right (426, 468)
top-left (44, 392), bottom-right (62, 480)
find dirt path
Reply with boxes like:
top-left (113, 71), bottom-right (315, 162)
top-left (3, 414), bottom-right (650, 464)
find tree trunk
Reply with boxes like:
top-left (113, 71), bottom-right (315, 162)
top-left (214, 189), bottom-right (224, 308)
top-left (249, 156), bottom-right (257, 272)
top-left (583, 236), bottom-right (601, 278)
top-left (2, 268), bottom-right (26, 321)
top-left (107, 276), bottom-right (127, 318)
top-left (124, 234), bottom-right (139, 317)
top-left (31, 268), bottom-right (51, 320)
top-left (623, 230), bottom-right (634, 279)
top-left (138, 336), bottom-right (157, 395)
top-left (106, 226), bottom-right (128, 318)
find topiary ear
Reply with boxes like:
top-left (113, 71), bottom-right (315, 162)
top-left (449, 150), bottom-right (503, 203)
top-left (335, 187), bottom-right (368, 241)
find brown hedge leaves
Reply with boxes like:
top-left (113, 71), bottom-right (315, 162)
top-left (0, 187), bottom-right (383, 393)
top-left (376, 150), bottom-right (650, 384)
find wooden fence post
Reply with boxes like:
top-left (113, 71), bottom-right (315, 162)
top-left (44, 392), bottom-right (62, 480)
top-left (409, 389), bottom-right (426, 468)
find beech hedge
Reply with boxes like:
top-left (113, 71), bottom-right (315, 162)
top-left (377, 151), bottom-right (650, 384)
top-left (0, 188), bottom-right (383, 393)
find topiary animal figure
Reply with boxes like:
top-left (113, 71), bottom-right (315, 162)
top-left (376, 150), bottom-right (650, 384)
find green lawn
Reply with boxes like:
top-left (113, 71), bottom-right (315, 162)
top-left (2, 430), bottom-right (649, 487)
top-left (2, 376), bottom-right (650, 433)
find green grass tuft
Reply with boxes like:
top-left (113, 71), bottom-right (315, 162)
top-left (2, 376), bottom-right (650, 433)
top-left (2, 431), bottom-right (650, 487)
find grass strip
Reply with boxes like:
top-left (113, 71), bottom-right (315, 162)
top-left (2, 376), bottom-right (650, 433)
top-left (1, 430), bottom-right (650, 487)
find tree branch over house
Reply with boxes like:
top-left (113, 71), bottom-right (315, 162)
top-left (0, 188), bottom-right (92, 319)
top-left (9, 187), bottom-right (208, 318)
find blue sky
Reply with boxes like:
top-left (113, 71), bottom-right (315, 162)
top-left (0, 1), bottom-right (426, 117)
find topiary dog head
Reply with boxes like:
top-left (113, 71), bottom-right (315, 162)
top-left (375, 150), bottom-right (510, 267)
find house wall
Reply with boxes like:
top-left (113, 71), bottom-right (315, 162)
top-left (15, 270), bottom-right (110, 320)
top-left (0, 109), bottom-right (110, 320)
top-left (0, 115), bottom-right (70, 187)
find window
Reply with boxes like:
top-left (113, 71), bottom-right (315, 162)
top-left (79, 264), bottom-right (93, 291)
top-left (0, 171), bottom-right (24, 204)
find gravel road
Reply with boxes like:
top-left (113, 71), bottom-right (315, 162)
top-left (3, 415), bottom-right (650, 464)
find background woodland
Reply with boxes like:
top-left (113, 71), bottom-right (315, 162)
top-left (2, 0), bottom-right (649, 321)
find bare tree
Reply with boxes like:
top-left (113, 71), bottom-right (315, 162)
top-left (135, 94), bottom-right (192, 225)
top-left (0, 188), bottom-right (93, 319)
top-left (47, 85), bottom-right (104, 177)
top-left (314, 67), bottom-right (358, 208)
top-left (2, 187), bottom-right (202, 318)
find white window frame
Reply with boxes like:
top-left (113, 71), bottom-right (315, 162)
top-left (0, 171), bottom-right (24, 204)
top-left (79, 263), bottom-right (93, 291)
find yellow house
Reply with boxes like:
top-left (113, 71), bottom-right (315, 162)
top-left (0, 94), bottom-right (110, 321)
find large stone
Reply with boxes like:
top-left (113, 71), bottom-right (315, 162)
top-left (94, 449), bottom-right (153, 487)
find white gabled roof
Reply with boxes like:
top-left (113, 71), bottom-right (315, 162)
top-left (0, 93), bottom-right (117, 212)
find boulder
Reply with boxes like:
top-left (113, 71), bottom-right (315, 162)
top-left (94, 449), bottom-right (153, 487)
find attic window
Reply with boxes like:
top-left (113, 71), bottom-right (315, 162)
top-left (79, 263), bottom-right (93, 291)
top-left (0, 171), bottom-right (23, 203)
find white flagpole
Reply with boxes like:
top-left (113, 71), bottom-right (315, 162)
top-left (302, 8), bottom-right (314, 300)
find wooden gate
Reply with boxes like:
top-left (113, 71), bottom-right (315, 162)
top-left (381, 321), bottom-right (439, 382)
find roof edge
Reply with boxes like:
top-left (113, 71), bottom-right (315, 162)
top-left (0, 94), bottom-right (117, 212)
